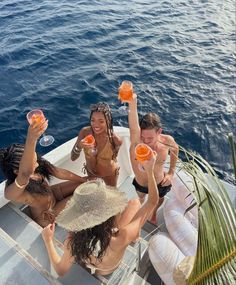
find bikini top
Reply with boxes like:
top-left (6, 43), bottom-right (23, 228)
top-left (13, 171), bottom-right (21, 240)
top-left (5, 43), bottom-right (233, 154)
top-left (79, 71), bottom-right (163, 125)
top-left (84, 139), bottom-right (117, 161)
top-left (86, 260), bottom-right (121, 275)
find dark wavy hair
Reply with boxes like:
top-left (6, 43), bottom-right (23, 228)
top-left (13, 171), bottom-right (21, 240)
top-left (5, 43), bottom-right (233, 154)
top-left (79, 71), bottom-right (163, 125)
top-left (0, 144), bottom-right (54, 194)
top-left (90, 102), bottom-right (117, 159)
top-left (69, 215), bottom-right (116, 265)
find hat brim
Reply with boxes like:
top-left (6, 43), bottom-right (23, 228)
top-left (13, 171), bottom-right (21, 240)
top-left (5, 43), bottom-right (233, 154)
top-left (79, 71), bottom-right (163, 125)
top-left (56, 186), bottom-right (128, 231)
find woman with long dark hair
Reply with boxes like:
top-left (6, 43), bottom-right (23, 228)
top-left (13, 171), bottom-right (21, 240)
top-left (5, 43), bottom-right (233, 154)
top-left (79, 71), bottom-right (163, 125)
top-left (71, 102), bottom-right (122, 186)
top-left (42, 151), bottom-right (158, 277)
top-left (0, 119), bottom-right (86, 227)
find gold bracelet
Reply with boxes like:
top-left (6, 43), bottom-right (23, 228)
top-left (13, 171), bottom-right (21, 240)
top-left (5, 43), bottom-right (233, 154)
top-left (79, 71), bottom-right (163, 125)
top-left (14, 178), bottom-right (28, 189)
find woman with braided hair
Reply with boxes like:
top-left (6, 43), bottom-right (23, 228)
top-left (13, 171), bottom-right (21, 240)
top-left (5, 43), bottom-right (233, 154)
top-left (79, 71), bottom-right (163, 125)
top-left (0, 120), bottom-right (86, 227)
top-left (71, 102), bottom-right (122, 186)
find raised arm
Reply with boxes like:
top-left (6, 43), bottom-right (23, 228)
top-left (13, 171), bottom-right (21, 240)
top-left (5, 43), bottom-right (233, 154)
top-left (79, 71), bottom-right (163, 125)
top-left (121, 152), bottom-right (159, 243)
top-left (50, 166), bottom-right (87, 183)
top-left (4, 120), bottom-right (47, 201)
top-left (42, 223), bottom-right (74, 276)
top-left (128, 94), bottom-right (141, 145)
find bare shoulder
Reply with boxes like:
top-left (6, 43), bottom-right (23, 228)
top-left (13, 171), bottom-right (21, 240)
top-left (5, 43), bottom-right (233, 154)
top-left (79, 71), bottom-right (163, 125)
top-left (78, 126), bottom-right (91, 138)
top-left (160, 134), bottom-right (177, 148)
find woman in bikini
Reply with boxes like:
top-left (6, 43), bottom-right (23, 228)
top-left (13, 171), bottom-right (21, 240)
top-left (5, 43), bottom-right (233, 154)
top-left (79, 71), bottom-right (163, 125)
top-left (71, 102), bottom-right (122, 186)
top-left (0, 119), bottom-right (86, 227)
top-left (42, 151), bottom-right (158, 277)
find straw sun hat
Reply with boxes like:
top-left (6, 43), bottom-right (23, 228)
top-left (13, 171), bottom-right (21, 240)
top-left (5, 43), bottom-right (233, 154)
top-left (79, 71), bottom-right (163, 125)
top-left (56, 179), bottom-right (128, 232)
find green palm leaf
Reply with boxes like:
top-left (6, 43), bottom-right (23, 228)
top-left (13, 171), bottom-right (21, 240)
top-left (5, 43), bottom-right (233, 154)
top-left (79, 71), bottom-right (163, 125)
top-left (178, 147), bottom-right (236, 285)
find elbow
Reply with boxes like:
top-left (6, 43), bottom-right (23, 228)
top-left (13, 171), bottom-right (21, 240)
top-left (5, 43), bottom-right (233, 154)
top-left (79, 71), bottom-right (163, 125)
top-left (55, 265), bottom-right (70, 277)
top-left (57, 270), bottom-right (66, 277)
top-left (4, 191), bottom-right (11, 201)
top-left (174, 143), bottom-right (179, 153)
top-left (176, 144), bottom-right (179, 152)
top-left (4, 188), bottom-right (19, 201)
top-left (71, 153), bottom-right (78, 161)
top-left (71, 155), bottom-right (76, 161)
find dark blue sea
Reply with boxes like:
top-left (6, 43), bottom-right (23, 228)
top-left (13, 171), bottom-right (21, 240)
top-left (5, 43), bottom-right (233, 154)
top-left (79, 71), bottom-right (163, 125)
top-left (0, 0), bottom-right (235, 183)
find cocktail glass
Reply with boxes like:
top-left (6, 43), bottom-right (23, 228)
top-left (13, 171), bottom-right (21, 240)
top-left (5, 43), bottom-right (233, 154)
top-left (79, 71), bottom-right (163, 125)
top-left (81, 134), bottom-right (97, 156)
top-left (135, 143), bottom-right (152, 172)
top-left (118, 80), bottom-right (133, 115)
top-left (27, 109), bottom-right (54, 147)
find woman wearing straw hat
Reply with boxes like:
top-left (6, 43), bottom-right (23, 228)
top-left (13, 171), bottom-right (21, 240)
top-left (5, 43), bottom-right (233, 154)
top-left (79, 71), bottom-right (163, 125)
top-left (42, 151), bottom-right (158, 276)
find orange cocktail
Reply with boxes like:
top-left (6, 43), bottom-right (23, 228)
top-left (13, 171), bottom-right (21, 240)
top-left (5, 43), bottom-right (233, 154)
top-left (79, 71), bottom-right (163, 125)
top-left (26, 109), bottom-right (55, 147)
top-left (82, 134), bottom-right (95, 146)
top-left (135, 143), bottom-right (152, 162)
top-left (118, 81), bottom-right (133, 102)
top-left (27, 109), bottom-right (45, 125)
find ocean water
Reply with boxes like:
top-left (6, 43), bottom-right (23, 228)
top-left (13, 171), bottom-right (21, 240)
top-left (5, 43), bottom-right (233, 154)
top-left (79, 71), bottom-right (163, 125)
top-left (0, 0), bottom-right (235, 183)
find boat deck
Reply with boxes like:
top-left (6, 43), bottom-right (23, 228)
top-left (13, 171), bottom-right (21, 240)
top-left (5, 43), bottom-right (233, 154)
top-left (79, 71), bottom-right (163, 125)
top-left (1, 127), bottom-right (234, 284)
top-left (0, 174), bottom-right (163, 285)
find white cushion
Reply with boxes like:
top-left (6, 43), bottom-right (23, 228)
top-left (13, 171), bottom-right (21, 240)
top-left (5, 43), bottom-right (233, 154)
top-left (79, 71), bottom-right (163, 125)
top-left (148, 232), bottom-right (185, 285)
top-left (163, 197), bottom-right (198, 256)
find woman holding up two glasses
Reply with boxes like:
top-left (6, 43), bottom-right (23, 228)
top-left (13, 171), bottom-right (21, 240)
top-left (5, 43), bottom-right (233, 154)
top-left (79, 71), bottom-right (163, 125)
top-left (0, 110), bottom-right (87, 227)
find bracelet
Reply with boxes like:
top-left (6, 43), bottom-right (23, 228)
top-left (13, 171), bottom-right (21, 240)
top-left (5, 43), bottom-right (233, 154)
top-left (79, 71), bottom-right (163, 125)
top-left (73, 145), bottom-right (81, 154)
top-left (14, 178), bottom-right (28, 189)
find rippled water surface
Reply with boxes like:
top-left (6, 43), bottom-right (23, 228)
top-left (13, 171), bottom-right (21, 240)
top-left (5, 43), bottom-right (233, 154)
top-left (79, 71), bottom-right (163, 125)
top-left (0, 0), bottom-right (235, 182)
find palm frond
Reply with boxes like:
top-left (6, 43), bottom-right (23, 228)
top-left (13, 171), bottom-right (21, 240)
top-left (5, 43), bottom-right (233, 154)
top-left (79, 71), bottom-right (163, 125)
top-left (177, 147), bottom-right (236, 285)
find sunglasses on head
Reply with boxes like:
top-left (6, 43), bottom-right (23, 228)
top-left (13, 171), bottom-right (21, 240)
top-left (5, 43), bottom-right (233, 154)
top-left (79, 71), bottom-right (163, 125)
top-left (90, 103), bottom-right (111, 114)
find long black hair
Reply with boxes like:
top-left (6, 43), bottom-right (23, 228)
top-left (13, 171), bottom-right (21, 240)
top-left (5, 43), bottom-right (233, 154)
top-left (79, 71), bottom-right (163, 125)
top-left (0, 144), bottom-right (54, 194)
top-left (69, 216), bottom-right (116, 265)
top-left (89, 102), bottom-right (117, 159)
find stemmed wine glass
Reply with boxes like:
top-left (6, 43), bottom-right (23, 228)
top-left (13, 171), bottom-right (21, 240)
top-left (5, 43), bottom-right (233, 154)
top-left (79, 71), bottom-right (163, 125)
top-left (118, 80), bottom-right (133, 115)
top-left (81, 134), bottom-right (98, 156)
top-left (27, 109), bottom-right (55, 147)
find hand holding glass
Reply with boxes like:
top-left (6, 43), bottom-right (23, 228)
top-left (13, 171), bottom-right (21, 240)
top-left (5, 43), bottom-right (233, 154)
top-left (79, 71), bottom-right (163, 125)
top-left (81, 134), bottom-right (97, 156)
top-left (135, 143), bottom-right (153, 172)
top-left (27, 109), bottom-right (54, 147)
top-left (118, 80), bottom-right (133, 114)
